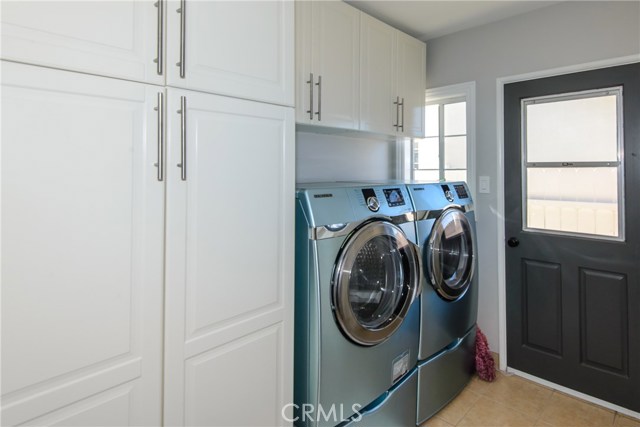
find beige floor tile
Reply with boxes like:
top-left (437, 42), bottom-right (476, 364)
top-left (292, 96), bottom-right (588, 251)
top-left (436, 388), bottom-right (482, 425)
top-left (615, 414), bottom-right (640, 427)
top-left (420, 416), bottom-right (455, 427)
top-left (538, 391), bottom-right (615, 427)
top-left (466, 373), bottom-right (502, 395)
top-left (457, 396), bottom-right (538, 426)
top-left (477, 372), bottom-right (553, 418)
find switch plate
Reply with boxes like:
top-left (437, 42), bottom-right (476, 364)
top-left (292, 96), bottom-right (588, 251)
top-left (479, 176), bottom-right (490, 194)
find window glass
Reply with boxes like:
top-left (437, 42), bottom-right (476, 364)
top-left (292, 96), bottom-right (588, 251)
top-left (444, 136), bottom-right (467, 169)
top-left (526, 95), bottom-right (617, 163)
top-left (425, 104), bottom-right (439, 138)
top-left (415, 137), bottom-right (439, 170)
top-left (444, 102), bottom-right (466, 135)
top-left (523, 88), bottom-right (622, 239)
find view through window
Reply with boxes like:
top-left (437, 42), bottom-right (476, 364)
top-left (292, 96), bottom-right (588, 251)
top-left (522, 87), bottom-right (623, 239)
top-left (413, 99), bottom-right (467, 182)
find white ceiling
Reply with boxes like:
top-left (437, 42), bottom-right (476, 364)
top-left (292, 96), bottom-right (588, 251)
top-left (345, 1), bottom-right (560, 41)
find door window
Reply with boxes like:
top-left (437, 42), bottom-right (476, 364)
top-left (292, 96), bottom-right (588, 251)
top-left (333, 221), bottom-right (419, 346)
top-left (349, 235), bottom-right (405, 329)
top-left (522, 88), bottom-right (624, 239)
top-left (428, 209), bottom-right (475, 300)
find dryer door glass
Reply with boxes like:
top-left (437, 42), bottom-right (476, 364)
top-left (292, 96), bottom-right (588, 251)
top-left (333, 221), bottom-right (420, 346)
top-left (428, 208), bottom-right (475, 300)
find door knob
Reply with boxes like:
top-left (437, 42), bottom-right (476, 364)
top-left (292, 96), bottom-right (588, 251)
top-left (507, 237), bottom-right (519, 247)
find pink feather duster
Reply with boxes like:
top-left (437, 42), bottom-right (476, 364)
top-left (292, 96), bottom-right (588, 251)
top-left (475, 326), bottom-right (496, 381)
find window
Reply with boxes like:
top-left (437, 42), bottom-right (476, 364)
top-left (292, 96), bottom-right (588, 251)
top-left (409, 82), bottom-right (475, 194)
top-left (522, 87), bottom-right (623, 239)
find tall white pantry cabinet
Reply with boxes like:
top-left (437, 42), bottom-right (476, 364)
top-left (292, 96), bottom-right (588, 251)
top-left (1, 1), bottom-right (294, 426)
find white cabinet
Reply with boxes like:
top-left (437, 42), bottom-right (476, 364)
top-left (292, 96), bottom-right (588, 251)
top-left (359, 14), bottom-right (397, 135)
top-left (296, 0), bottom-right (360, 129)
top-left (166, 0), bottom-right (294, 106)
top-left (163, 89), bottom-right (294, 426)
top-left (360, 14), bottom-right (426, 138)
top-left (295, 2), bottom-right (425, 137)
top-left (1, 62), bottom-right (164, 426)
top-left (0, 1), bottom-right (164, 85)
top-left (396, 31), bottom-right (426, 138)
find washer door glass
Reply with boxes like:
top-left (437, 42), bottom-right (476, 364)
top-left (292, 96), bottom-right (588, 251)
top-left (427, 208), bottom-right (475, 301)
top-left (333, 221), bottom-right (420, 346)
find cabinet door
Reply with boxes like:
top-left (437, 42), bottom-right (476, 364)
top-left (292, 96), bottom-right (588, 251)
top-left (397, 32), bottom-right (426, 138)
top-left (1, 1), bottom-right (163, 85)
top-left (164, 89), bottom-right (294, 426)
top-left (359, 14), bottom-right (397, 135)
top-left (308, 1), bottom-right (360, 129)
top-left (1, 62), bottom-right (164, 426)
top-left (166, 0), bottom-right (293, 106)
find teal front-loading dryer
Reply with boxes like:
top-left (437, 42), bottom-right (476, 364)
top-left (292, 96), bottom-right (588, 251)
top-left (294, 183), bottom-right (421, 427)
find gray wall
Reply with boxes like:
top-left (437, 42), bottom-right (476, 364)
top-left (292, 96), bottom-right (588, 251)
top-left (425, 1), bottom-right (640, 351)
top-left (296, 131), bottom-right (398, 183)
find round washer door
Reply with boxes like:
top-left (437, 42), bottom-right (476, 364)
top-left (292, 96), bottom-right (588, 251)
top-left (332, 221), bottom-right (420, 346)
top-left (427, 208), bottom-right (475, 301)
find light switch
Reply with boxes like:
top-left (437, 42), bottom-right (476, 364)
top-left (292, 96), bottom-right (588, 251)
top-left (479, 176), bottom-right (490, 194)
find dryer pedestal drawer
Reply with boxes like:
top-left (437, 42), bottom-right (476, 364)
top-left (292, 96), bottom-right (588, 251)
top-left (416, 325), bottom-right (476, 424)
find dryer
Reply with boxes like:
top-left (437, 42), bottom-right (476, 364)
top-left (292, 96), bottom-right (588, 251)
top-left (407, 182), bottom-right (478, 425)
top-left (294, 183), bottom-right (421, 427)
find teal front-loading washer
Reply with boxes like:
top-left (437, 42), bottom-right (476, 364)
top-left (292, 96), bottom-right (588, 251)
top-left (294, 183), bottom-right (421, 427)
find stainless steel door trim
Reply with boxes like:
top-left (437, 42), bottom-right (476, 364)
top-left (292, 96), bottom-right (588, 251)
top-left (309, 212), bottom-right (415, 240)
top-left (154, 91), bottom-right (164, 181)
top-left (177, 0), bottom-right (185, 78)
top-left (306, 73), bottom-right (314, 120)
top-left (315, 75), bottom-right (322, 121)
top-left (427, 208), bottom-right (475, 301)
top-left (332, 221), bottom-right (420, 346)
top-left (154, 0), bottom-right (164, 75)
top-left (177, 96), bottom-right (186, 180)
top-left (414, 204), bottom-right (474, 221)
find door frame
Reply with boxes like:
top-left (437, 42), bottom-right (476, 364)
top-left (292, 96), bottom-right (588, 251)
top-left (495, 53), bottom-right (640, 418)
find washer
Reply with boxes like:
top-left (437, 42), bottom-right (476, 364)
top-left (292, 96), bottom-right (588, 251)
top-left (407, 182), bottom-right (478, 425)
top-left (294, 183), bottom-right (421, 427)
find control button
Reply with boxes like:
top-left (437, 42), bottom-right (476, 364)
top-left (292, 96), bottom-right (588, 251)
top-left (444, 190), bottom-right (454, 202)
top-left (366, 196), bottom-right (380, 212)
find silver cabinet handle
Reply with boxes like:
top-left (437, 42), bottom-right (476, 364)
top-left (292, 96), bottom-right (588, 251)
top-left (306, 73), bottom-right (314, 120)
top-left (393, 96), bottom-right (400, 129)
top-left (315, 75), bottom-right (322, 121)
top-left (154, 92), bottom-right (165, 181)
top-left (176, 0), bottom-right (185, 78)
top-left (154, 0), bottom-right (164, 75)
top-left (399, 97), bottom-right (405, 132)
top-left (177, 96), bottom-right (187, 180)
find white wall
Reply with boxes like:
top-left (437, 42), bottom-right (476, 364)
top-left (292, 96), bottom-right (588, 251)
top-left (296, 130), bottom-right (398, 183)
top-left (424, 1), bottom-right (640, 352)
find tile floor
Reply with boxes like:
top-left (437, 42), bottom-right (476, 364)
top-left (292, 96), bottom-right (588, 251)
top-left (420, 371), bottom-right (640, 427)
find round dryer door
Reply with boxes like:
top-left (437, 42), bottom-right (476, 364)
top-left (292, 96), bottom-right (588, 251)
top-left (427, 208), bottom-right (475, 301)
top-left (332, 221), bottom-right (420, 346)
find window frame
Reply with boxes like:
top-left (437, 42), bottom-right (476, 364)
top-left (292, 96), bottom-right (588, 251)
top-left (520, 86), bottom-right (625, 241)
top-left (406, 82), bottom-right (476, 198)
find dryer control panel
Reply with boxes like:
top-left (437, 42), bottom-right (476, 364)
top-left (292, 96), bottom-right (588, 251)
top-left (350, 186), bottom-right (412, 218)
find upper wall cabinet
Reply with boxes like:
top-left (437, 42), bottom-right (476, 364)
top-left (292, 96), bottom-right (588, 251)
top-left (296, 0), bottom-right (360, 129)
top-left (0, 1), bottom-right (164, 85)
top-left (360, 14), bottom-right (426, 138)
top-left (295, 1), bottom-right (426, 138)
top-left (396, 31), bottom-right (426, 138)
top-left (166, 0), bottom-right (294, 106)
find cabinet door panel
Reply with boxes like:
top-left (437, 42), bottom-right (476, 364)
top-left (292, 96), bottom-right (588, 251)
top-left (166, 0), bottom-right (293, 106)
top-left (164, 89), bottom-right (294, 426)
top-left (360, 14), bottom-right (396, 135)
top-left (397, 32), bottom-right (426, 138)
top-left (311, 1), bottom-right (360, 129)
top-left (1, 63), bottom-right (164, 426)
top-left (1, 1), bottom-right (163, 85)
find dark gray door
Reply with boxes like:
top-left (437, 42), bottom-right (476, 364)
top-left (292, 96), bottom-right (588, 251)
top-left (504, 63), bottom-right (639, 411)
